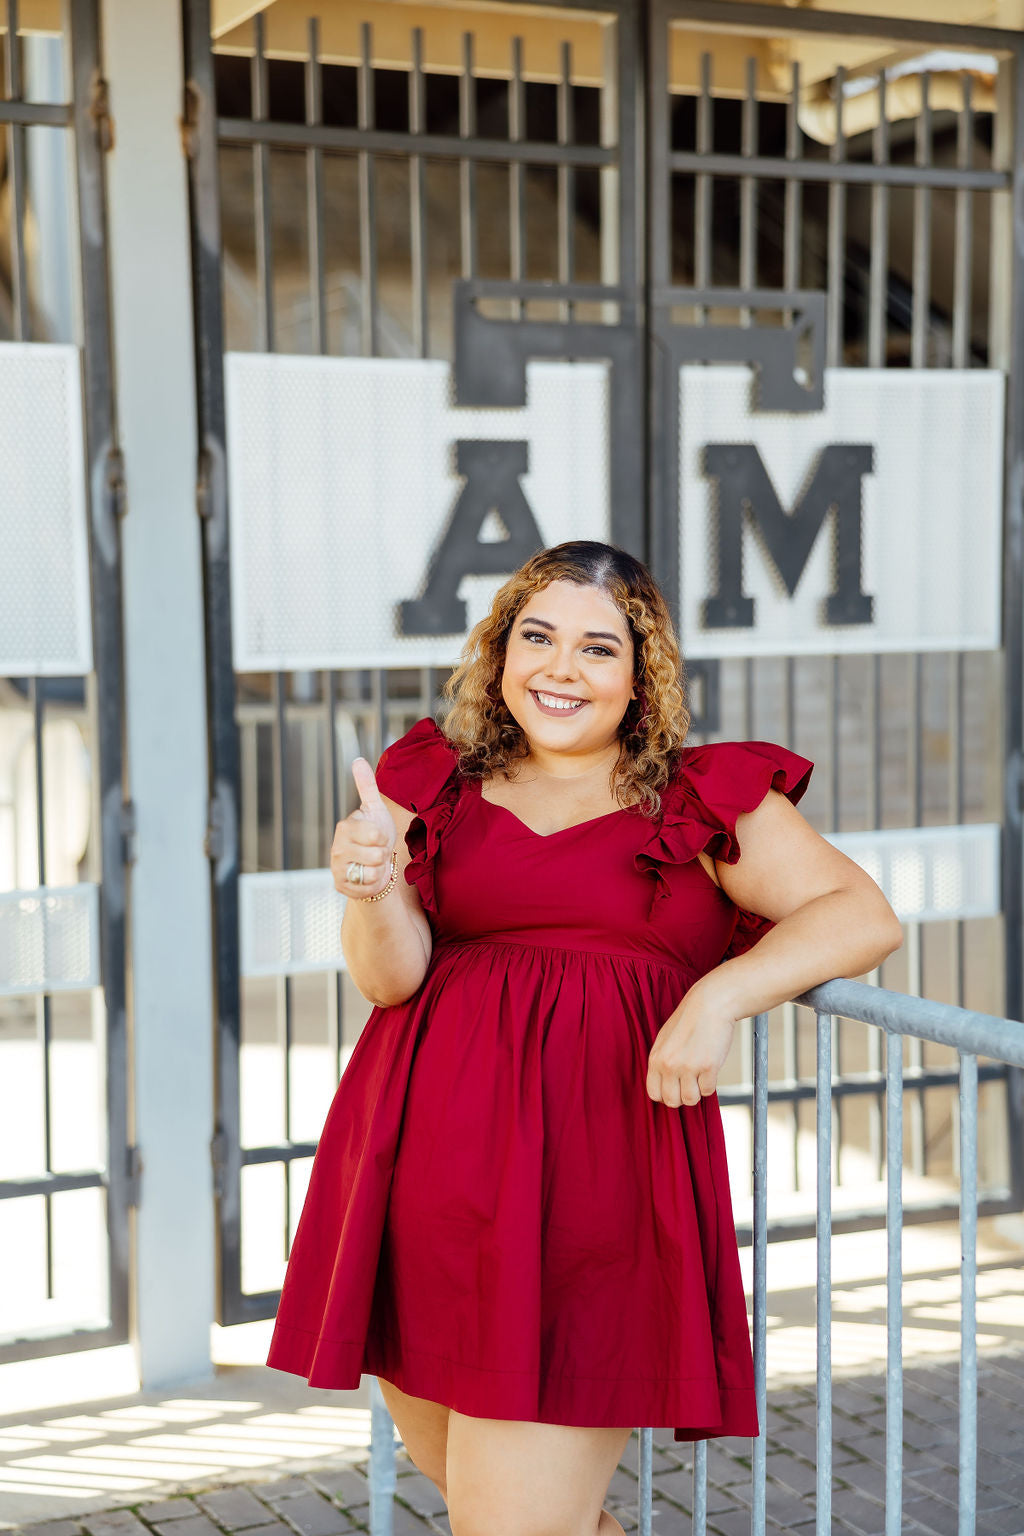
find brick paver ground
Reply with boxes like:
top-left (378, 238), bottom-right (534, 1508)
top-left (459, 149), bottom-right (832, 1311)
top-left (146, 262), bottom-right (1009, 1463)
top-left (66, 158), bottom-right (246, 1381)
top-left (14, 1348), bottom-right (1024, 1536)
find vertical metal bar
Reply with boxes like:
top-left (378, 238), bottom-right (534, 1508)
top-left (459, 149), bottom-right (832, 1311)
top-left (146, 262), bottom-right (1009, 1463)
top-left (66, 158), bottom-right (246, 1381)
top-left (31, 678), bottom-right (55, 1296)
top-left (274, 672), bottom-right (292, 1259)
top-left (305, 18), bottom-right (327, 356)
top-left (870, 653), bottom-right (881, 830)
top-left (739, 55), bottom-right (756, 325)
top-left (459, 33), bottom-right (477, 280)
top-left (816, 1010), bottom-right (833, 1536)
top-left (952, 75), bottom-right (974, 369)
top-left (885, 1026), bottom-right (904, 1536)
top-left (908, 925), bottom-right (925, 1174)
top-left (959, 1050), bottom-right (978, 1536)
top-left (833, 998), bottom-right (842, 1187)
top-left (995, 49), bottom-right (1024, 1209)
top-left (783, 61), bottom-right (801, 313)
top-left (830, 657), bottom-right (842, 1183)
top-left (509, 37), bottom-right (525, 320)
top-left (368, 1373), bottom-right (397, 1536)
top-left (826, 66), bottom-right (846, 368)
top-left (251, 12), bottom-right (273, 353)
top-left (357, 22), bottom-right (378, 357)
top-left (751, 1009), bottom-right (769, 1536)
top-left (695, 51), bottom-right (711, 312)
top-left (556, 41), bottom-right (574, 323)
top-left (638, 1425), bottom-right (652, 1536)
top-left (784, 654), bottom-right (799, 1188)
top-left (5, 0), bottom-right (29, 340)
top-left (373, 667), bottom-right (388, 761)
top-left (69, 0), bottom-right (132, 1344)
top-left (409, 27), bottom-right (428, 358)
top-left (869, 1021), bottom-right (883, 1179)
top-left (868, 69), bottom-right (889, 368)
top-left (740, 1010), bottom-right (753, 1100)
top-left (693, 1438), bottom-right (708, 1536)
top-left (325, 669), bottom-right (344, 1085)
top-left (912, 73), bottom-right (932, 369)
top-left (182, 0), bottom-right (246, 1323)
top-left (785, 1000), bottom-right (799, 1190)
top-left (909, 656), bottom-right (925, 1172)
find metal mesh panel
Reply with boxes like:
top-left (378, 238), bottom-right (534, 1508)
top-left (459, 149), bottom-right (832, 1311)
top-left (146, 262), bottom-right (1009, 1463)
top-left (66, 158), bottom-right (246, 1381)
top-left (829, 823), bottom-right (999, 922)
top-left (0, 343), bottom-right (91, 676)
top-left (679, 365), bottom-right (1004, 656)
top-left (0, 883), bottom-right (100, 996)
top-left (235, 824), bottom-right (997, 983)
top-left (239, 869), bottom-right (345, 977)
top-left (224, 352), bottom-right (611, 670)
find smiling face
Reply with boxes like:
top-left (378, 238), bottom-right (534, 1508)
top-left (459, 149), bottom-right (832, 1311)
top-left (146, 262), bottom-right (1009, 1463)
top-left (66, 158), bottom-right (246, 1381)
top-left (500, 580), bottom-right (637, 758)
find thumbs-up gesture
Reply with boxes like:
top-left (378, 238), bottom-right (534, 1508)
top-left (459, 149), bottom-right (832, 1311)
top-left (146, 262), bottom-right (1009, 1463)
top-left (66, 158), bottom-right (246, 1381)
top-left (331, 758), bottom-right (398, 898)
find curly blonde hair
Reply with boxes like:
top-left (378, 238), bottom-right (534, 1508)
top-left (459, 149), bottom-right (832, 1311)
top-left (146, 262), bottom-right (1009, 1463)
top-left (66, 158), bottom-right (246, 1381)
top-left (439, 541), bottom-right (691, 816)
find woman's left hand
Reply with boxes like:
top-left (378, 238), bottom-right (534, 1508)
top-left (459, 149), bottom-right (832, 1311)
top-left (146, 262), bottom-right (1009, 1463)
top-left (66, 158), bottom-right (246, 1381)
top-left (646, 978), bottom-right (739, 1107)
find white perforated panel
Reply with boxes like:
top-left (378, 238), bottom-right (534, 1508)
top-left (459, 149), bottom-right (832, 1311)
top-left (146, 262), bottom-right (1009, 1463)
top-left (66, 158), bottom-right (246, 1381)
top-left (224, 354), bottom-right (611, 671)
top-left (679, 367), bottom-right (1003, 656)
top-left (0, 344), bottom-right (91, 676)
top-left (0, 883), bottom-right (100, 996)
top-left (827, 823), bottom-right (1000, 923)
top-left (238, 824), bottom-right (997, 981)
top-left (240, 869), bottom-right (347, 978)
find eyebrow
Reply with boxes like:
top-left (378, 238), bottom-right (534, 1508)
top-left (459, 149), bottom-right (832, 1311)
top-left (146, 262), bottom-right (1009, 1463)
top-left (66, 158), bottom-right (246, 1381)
top-left (518, 616), bottom-right (625, 646)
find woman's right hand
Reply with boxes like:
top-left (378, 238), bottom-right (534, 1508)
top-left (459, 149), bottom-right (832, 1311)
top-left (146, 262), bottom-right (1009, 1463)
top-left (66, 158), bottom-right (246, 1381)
top-left (331, 758), bottom-right (398, 899)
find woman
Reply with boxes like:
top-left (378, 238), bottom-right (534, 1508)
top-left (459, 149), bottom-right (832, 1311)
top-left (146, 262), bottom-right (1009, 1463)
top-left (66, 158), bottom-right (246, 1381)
top-left (267, 540), bottom-right (902, 1536)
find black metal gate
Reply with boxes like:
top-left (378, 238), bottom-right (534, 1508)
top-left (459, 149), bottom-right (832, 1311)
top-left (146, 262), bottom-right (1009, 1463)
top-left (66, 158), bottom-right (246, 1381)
top-left (183, 0), bottom-right (1024, 1325)
top-left (0, 0), bottom-right (130, 1364)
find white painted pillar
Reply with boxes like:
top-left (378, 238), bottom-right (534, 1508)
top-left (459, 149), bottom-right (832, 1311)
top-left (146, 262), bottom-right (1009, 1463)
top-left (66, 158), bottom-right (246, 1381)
top-left (99, 0), bottom-right (215, 1386)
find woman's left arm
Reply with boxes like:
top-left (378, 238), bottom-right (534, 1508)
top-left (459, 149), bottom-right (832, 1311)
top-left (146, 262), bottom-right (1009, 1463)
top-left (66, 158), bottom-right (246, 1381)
top-left (647, 788), bottom-right (904, 1108)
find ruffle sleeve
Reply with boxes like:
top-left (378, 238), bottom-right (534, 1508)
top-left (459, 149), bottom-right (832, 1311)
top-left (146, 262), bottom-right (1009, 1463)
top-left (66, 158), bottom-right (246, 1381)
top-left (374, 717), bottom-right (463, 915)
top-left (634, 738), bottom-right (814, 960)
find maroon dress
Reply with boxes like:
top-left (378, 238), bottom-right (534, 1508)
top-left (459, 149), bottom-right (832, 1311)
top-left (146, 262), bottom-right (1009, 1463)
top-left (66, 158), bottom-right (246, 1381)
top-left (267, 717), bottom-right (814, 1441)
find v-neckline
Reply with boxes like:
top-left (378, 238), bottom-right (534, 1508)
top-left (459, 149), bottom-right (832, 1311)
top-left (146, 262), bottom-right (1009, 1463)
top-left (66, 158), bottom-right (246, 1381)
top-left (472, 776), bottom-right (634, 840)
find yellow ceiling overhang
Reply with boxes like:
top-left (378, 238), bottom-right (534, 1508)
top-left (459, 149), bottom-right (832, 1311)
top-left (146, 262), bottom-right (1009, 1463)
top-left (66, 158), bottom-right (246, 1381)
top-left (211, 0), bottom-right (1011, 134)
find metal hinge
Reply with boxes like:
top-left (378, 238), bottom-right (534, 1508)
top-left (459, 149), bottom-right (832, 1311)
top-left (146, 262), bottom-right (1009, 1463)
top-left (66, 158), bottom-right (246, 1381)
top-left (196, 446), bottom-right (212, 520)
top-left (119, 799), bottom-right (137, 866)
top-left (107, 446), bottom-right (127, 520)
top-left (204, 795), bottom-right (225, 861)
top-left (210, 1131), bottom-right (228, 1200)
top-left (180, 80), bottom-right (200, 161)
top-left (90, 71), bottom-right (114, 153)
top-left (126, 1144), bottom-right (143, 1208)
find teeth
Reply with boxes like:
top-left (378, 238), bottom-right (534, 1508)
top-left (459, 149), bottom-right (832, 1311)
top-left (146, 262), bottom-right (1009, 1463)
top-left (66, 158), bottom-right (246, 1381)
top-left (535, 692), bottom-right (584, 711)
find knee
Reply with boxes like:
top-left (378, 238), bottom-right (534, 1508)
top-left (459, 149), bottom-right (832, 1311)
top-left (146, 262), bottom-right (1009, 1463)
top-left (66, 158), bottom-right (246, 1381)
top-left (447, 1500), bottom-right (577, 1536)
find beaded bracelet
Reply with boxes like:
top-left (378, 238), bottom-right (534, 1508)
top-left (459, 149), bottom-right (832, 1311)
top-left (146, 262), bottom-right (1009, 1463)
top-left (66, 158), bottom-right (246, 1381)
top-left (356, 848), bottom-right (399, 902)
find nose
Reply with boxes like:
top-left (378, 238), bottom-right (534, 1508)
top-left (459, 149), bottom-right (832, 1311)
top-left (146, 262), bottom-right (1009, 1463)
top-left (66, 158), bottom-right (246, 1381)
top-left (544, 643), bottom-right (580, 681)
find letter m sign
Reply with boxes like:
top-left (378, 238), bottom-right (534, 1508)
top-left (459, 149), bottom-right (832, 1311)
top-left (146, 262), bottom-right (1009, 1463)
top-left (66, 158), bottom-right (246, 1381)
top-left (701, 443), bottom-right (874, 629)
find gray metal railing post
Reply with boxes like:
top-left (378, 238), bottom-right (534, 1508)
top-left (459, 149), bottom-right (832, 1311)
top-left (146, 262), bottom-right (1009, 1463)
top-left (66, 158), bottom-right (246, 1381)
top-left (959, 1051), bottom-right (979, 1536)
top-left (815, 1011), bottom-right (833, 1536)
top-left (885, 1026), bottom-right (904, 1536)
top-left (369, 1375), bottom-right (397, 1536)
top-left (751, 1009), bottom-right (770, 1536)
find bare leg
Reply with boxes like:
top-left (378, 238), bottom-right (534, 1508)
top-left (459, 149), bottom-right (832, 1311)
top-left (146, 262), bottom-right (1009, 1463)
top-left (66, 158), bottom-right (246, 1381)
top-left (446, 1412), bottom-right (632, 1536)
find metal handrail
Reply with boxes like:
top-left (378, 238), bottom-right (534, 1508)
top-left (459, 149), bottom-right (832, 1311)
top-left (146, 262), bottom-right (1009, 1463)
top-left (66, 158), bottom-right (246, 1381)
top-left (796, 978), bottom-right (1024, 1067)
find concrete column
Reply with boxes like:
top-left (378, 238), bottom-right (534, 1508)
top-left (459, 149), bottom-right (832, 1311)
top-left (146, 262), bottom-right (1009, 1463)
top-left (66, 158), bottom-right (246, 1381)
top-left (99, 0), bottom-right (215, 1386)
